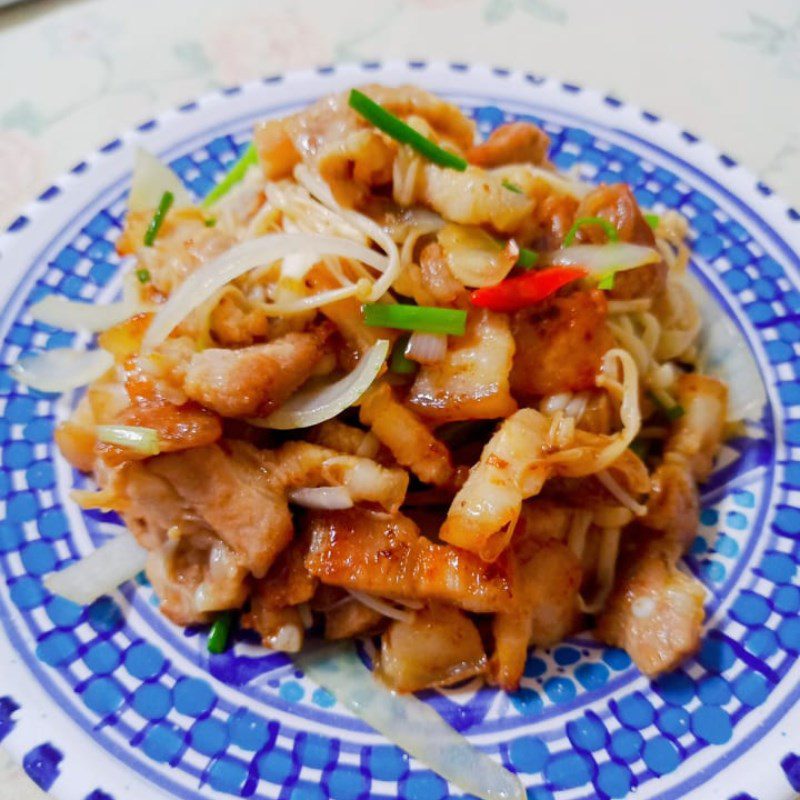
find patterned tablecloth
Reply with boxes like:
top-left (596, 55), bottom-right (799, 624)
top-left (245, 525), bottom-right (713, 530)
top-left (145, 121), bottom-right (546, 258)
top-left (0, 0), bottom-right (798, 797)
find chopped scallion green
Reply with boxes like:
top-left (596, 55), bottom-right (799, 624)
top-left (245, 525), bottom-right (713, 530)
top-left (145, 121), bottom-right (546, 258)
top-left (666, 403), bottom-right (686, 421)
top-left (563, 216), bottom-right (620, 247)
top-left (204, 217), bottom-right (217, 227)
top-left (517, 247), bottom-right (538, 269)
top-left (96, 425), bottom-right (160, 455)
top-left (629, 439), bottom-right (650, 460)
top-left (135, 268), bottom-right (151, 284)
top-left (207, 612), bottom-right (233, 654)
top-left (363, 303), bottom-right (467, 335)
top-left (502, 179), bottom-right (524, 194)
top-left (644, 213), bottom-right (660, 230)
top-left (349, 89), bottom-right (467, 171)
top-left (143, 191), bottom-right (174, 247)
top-left (597, 270), bottom-right (616, 290)
top-left (202, 142), bottom-right (258, 208)
top-left (390, 335), bottom-right (418, 375)
top-left (647, 390), bottom-right (685, 421)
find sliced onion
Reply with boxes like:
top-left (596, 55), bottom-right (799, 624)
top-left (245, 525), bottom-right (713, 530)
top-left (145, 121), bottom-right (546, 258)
top-left (29, 295), bottom-right (133, 333)
top-left (143, 233), bottom-right (390, 348)
top-left (348, 590), bottom-right (415, 622)
top-left (44, 533), bottom-right (147, 605)
top-left (296, 644), bottom-right (525, 800)
top-left (288, 486), bottom-right (354, 510)
top-left (10, 348), bottom-right (113, 393)
top-left (547, 243), bottom-right (661, 275)
top-left (30, 269), bottom-right (148, 333)
top-left (437, 223), bottom-right (516, 288)
top-left (128, 147), bottom-right (192, 213)
top-left (249, 339), bottom-right (390, 430)
top-left (405, 332), bottom-right (448, 364)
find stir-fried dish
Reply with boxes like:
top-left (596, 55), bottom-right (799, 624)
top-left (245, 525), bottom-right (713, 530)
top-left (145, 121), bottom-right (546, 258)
top-left (31, 85), bottom-right (728, 694)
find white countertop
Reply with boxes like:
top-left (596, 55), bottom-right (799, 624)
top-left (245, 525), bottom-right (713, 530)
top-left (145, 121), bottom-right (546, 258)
top-left (1, 0), bottom-right (798, 797)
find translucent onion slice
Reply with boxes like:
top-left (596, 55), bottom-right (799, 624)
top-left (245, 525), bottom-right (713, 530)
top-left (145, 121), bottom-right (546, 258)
top-left (143, 233), bottom-right (390, 348)
top-left (30, 270), bottom-right (146, 333)
top-left (405, 331), bottom-right (448, 364)
top-left (29, 295), bottom-right (133, 332)
top-left (44, 533), bottom-right (147, 605)
top-left (128, 148), bottom-right (192, 213)
top-left (437, 223), bottom-right (516, 288)
top-left (296, 644), bottom-right (525, 800)
top-left (288, 486), bottom-right (354, 510)
top-left (547, 243), bottom-right (661, 274)
top-left (10, 348), bottom-right (114, 393)
top-left (250, 339), bottom-right (390, 430)
top-left (348, 591), bottom-right (415, 623)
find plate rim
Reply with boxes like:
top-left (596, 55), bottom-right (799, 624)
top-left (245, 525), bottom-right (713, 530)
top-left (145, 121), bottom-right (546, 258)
top-left (0, 59), bottom-right (798, 800)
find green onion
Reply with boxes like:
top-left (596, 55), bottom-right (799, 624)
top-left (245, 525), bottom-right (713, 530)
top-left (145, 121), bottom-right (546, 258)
top-left (349, 89), bottom-right (467, 172)
top-left (136, 268), bottom-right (151, 284)
top-left (666, 404), bottom-right (686, 421)
top-left (644, 213), bottom-right (660, 230)
top-left (597, 270), bottom-right (616, 290)
top-left (390, 335), bottom-right (418, 375)
top-left (502, 179), bottom-right (524, 194)
top-left (202, 142), bottom-right (259, 208)
top-left (96, 425), bottom-right (160, 455)
top-left (143, 191), bottom-right (174, 247)
top-left (363, 303), bottom-right (467, 335)
top-left (563, 216), bottom-right (620, 247)
top-left (647, 391), bottom-right (686, 421)
top-left (517, 247), bottom-right (538, 269)
top-left (204, 217), bottom-right (217, 227)
top-left (207, 612), bottom-right (233, 654)
top-left (629, 439), bottom-right (650, 460)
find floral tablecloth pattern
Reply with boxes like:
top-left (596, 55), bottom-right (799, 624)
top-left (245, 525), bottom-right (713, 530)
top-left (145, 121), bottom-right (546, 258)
top-left (0, 0), bottom-right (798, 797)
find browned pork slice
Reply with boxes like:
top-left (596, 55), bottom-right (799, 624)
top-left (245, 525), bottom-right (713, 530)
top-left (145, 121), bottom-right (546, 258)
top-left (666, 374), bottom-right (728, 482)
top-left (572, 184), bottom-right (666, 299)
top-left (490, 503), bottom-right (582, 690)
top-left (267, 440), bottom-right (408, 513)
top-left (249, 533), bottom-right (317, 612)
top-left (146, 535), bottom-right (249, 627)
top-left (304, 508), bottom-right (512, 613)
top-left (359, 382), bottom-right (454, 487)
top-left (511, 289), bottom-right (613, 400)
top-left (117, 208), bottom-right (235, 297)
top-left (643, 460), bottom-right (700, 550)
top-left (309, 420), bottom-right (380, 459)
top-left (183, 325), bottom-right (333, 418)
top-left (244, 605), bottom-right (305, 653)
top-left (379, 605), bottom-right (487, 692)
top-left (255, 84), bottom-right (474, 204)
top-left (325, 599), bottom-right (384, 640)
top-left (467, 122), bottom-right (550, 168)
top-left (596, 537), bottom-right (705, 675)
top-left (132, 442), bottom-right (292, 578)
top-left (416, 163), bottom-right (534, 233)
top-left (408, 308), bottom-right (517, 423)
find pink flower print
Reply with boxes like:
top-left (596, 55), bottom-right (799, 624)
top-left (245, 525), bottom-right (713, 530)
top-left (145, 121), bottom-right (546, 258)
top-left (207, 13), bottom-right (332, 85)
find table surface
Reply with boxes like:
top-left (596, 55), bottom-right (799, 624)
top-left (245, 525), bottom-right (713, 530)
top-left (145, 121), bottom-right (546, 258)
top-left (1, 0), bottom-right (798, 797)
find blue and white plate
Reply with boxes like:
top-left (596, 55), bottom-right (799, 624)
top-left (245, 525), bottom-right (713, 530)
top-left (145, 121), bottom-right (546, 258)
top-left (1, 62), bottom-right (799, 800)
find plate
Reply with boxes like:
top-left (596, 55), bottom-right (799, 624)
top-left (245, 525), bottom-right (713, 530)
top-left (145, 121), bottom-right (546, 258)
top-left (0, 61), bottom-right (799, 800)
